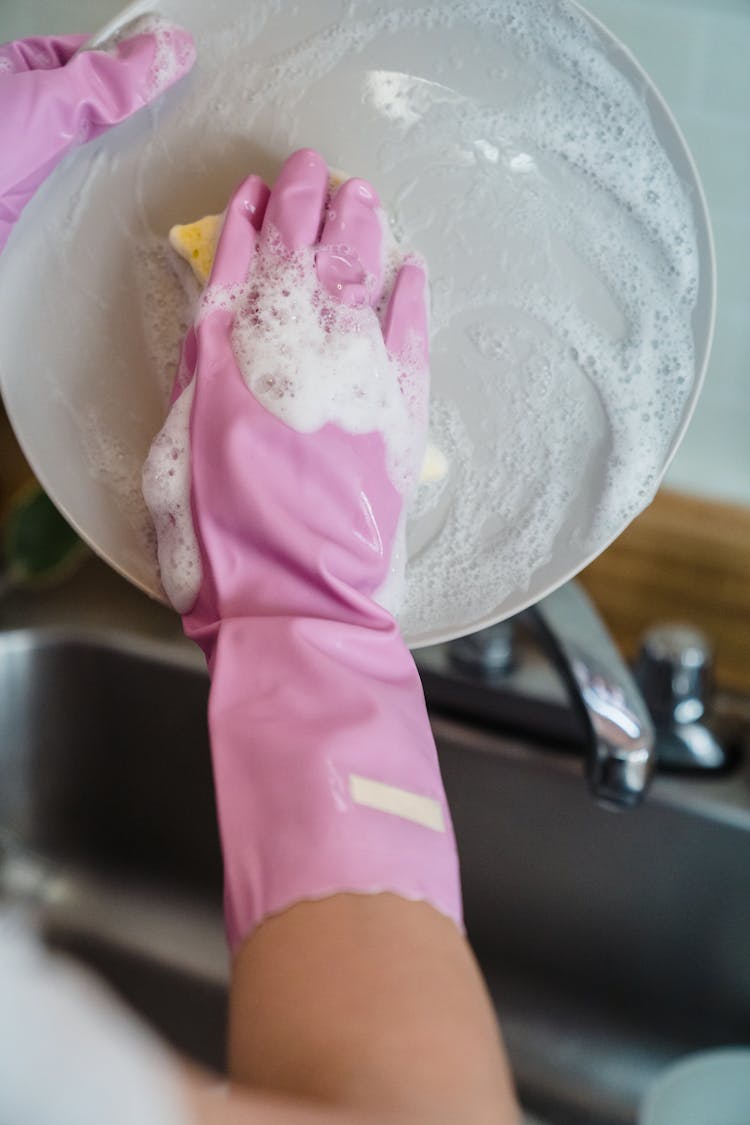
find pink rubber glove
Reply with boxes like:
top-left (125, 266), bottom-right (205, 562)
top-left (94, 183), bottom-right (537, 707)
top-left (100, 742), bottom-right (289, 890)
top-left (0, 24), bottom-right (195, 252)
top-left (144, 149), bottom-right (464, 952)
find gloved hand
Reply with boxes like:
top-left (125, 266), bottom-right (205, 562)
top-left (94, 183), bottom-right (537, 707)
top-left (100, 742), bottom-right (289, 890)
top-left (0, 22), bottom-right (195, 252)
top-left (143, 148), bottom-right (464, 952)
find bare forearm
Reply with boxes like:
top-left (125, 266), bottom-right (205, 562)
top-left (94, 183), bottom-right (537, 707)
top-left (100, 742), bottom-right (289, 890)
top-left (184, 1068), bottom-right (391, 1125)
top-left (225, 893), bottom-right (519, 1125)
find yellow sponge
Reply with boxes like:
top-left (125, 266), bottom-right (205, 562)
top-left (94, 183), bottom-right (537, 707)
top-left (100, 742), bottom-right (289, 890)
top-left (169, 172), bottom-right (349, 286)
top-left (168, 213), bottom-right (223, 285)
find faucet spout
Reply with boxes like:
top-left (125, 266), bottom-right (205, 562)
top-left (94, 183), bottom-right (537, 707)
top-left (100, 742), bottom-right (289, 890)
top-left (523, 581), bottom-right (656, 808)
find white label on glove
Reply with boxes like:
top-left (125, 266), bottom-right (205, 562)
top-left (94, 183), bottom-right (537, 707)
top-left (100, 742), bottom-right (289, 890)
top-left (349, 775), bottom-right (445, 833)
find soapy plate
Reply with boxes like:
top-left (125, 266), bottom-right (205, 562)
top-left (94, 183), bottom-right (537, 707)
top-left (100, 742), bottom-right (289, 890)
top-left (0, 0), bottom-right (714, 646)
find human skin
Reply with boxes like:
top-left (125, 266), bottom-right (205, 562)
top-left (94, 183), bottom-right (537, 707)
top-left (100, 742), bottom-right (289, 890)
top-left (183, 893), bottom-right (519, 1125)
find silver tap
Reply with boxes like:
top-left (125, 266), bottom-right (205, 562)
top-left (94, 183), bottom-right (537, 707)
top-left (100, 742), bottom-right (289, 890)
top-left (416, 580), bottom-right (656, 809)
top-left (633, 623), bottom-right (729, 771)
top-left (522, 582), bottom-right (656, 808)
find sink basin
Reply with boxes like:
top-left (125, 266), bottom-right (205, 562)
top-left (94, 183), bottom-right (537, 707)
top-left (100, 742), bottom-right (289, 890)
top-left (1, 625), bottom-right (749, 1124)
top-left (0, 628), bottom-right (230, 1068)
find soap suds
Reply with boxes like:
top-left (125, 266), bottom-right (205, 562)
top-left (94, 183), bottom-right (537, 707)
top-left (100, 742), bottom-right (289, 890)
top-left (80, 405), bottom-right (157, 556)
top-left (137, 232), bottom-right (199, 407)
top-left (200, 228), bottom-right (426, 495)
top-left (142, 376), bottom-right (200, 614)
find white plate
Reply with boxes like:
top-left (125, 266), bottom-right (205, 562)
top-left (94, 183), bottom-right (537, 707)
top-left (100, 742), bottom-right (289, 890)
top-left (0, 0), bottom-right (714, 645)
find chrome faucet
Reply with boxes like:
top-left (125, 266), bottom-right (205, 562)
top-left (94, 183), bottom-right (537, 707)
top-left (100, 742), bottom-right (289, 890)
top-left (522, 582), bottom-right (655, 808)
top-left (416, 580), bottom-right (656, 809)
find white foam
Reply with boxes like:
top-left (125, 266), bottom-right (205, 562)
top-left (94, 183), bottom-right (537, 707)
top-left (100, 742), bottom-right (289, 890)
top-left (136, 232), bottom-right (199, 407)
top-left (206, 231), bottom-right (424, 492)
top-left (80, 405), bottom-right (156, 558)
top-left (142, 376), bottom-right (201, 614)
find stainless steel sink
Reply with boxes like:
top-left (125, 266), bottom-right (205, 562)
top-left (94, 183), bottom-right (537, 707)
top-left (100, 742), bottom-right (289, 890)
top-left (1, 616), bottom-right (749, 1124)
top-left (0, 627), bottom-right (229, 1071)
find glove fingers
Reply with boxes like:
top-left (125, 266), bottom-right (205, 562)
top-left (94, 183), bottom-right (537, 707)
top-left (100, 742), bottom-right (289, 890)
top-left (62, 24), bottom-right (195, 137)
top-left (0, 35), bottom-right (87, 75)
top-left (263, 148), bottom-right (328, 251)
top-left (209, 175), bottom-right (270, 287)
top-left (382, 262), bottom-right (430, 374)
top-left (317, 178), bottom-right (384, 309)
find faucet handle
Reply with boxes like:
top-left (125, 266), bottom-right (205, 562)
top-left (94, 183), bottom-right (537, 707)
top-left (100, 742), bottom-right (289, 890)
top-left (522, 581), bottom-right (656, 809)
top-left (633, 624), bottom-right (730, 771)
top-left (634, 624), bottom-right (713, 725)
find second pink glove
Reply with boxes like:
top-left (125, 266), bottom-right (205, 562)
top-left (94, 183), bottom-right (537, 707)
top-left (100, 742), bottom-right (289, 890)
top-left (0, 21), bottom-right (195, 253)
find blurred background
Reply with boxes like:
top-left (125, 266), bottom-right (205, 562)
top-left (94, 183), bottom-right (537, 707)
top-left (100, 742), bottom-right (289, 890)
top-left (584, 0), bottom-right (748, 506)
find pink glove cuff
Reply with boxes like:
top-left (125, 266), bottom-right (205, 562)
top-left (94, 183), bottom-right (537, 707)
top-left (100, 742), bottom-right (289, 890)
top-left (205, 616), bottom-right (464, 953)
